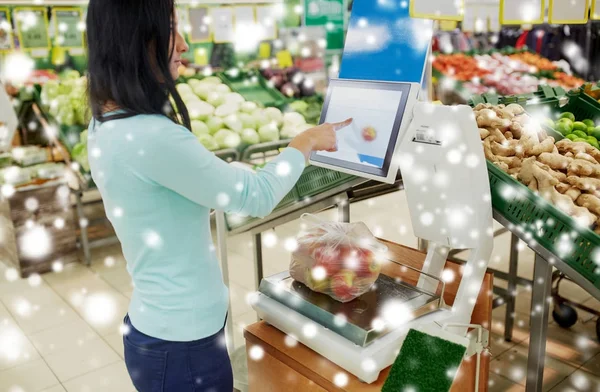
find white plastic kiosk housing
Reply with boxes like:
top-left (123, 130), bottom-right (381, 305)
top-left (252, 79), bottom-right (493, 384)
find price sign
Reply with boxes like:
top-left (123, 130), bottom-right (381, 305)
top-left (210, 7), bottom-right (235, 43)
top-left (194, 47), bottom-right (209, 66)
top-left (259, 42), bottom-right (271, 58)
top-left (53, 8), bottom-right (84, 49)
top-left (439, 20), bottom-right (458, 31)
top-left (256, 5), bottom-right (278, 41)
top-left (304, 0), bottom-right (346, 50)
top-left (276, 50), bottom-right (293, 68)
top-left (188, 7), bottom-right (211, 43)
top-left (14, 7), bottom-right (51, 51)
top-left (462, 5), bottom-right (478, 33)
top-left (0, 8), bottom-right (14, 52)
top-left (500, 0), bottom-right (545, 25)
top-left (410, 0), bottom-right (464, 21)
top-left (594, 1), bottom-right (600, 20)
top-left (549, 0), bottom-right (589, 24)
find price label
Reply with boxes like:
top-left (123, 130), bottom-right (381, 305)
top-left (256, 5), bottom-right (278, 41)
top-left (194, 47), bottom-right (209, 65)
top-left (439, 20), bottom-right (458, 31)
top-left (14, 7), bottom-right (51, 50)
top-left (188, 7), bottom-right (211, 43)
top-left (210, 7), bottom-right (235, 43)
top-left (500, 0), bottom-right (545, 25)
top-left (0, 8), bottom-right (13, 52)
top-left (259, 42), bottom-right (271, 59)
top-left (410, 0), bottom-right (464, 21)
top-left (53, 8), bottom-right (85, 49)
top-left (276, 50), bottom-right (293, 68)
top-left (549, 0), bottom-right (589, 24)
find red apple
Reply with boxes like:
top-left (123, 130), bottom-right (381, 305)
top-left (355, 249), bottom-right (380, 277)
top-left (331, 270), bottom-right (359, 302)
top-left (314, 247), bottom-right (342, 276)
top-left (362, 126), bottom-right (377, 142)
top-left (305, 268), bottom-right (330, 292)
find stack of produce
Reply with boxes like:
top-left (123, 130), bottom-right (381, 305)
top-left (552, 112), bottom-right (600, 149)
top-left (260, 67), bottom-right (317, 98)
top-left (476, 103), bottom-right (600, 232)
top-left (508, 52), bottom-right (557, 72)
top-left (433, 54), bottom-right (490, 81)
top-left (40, 70), bottom-right (90, 127)
top-left (175, 76), bottom-right (312, 151)
top-left (553, 72), bottom-right (585, 90)
top-left (71, 130), bottom-right (89, 172)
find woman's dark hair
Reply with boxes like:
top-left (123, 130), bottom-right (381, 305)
top-left (86, 0), bottom-right (190, 130)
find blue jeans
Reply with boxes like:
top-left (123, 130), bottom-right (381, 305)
top-left (123, 314), bottom-right (233, 392)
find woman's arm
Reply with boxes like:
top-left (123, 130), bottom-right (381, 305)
top-left (136, 124), bottom-right (305, 217)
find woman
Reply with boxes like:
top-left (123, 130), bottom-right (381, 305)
top-left (86, 1), bottom-right (351, 391)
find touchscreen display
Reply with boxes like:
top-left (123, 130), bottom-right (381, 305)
top-left (316, 86), bottom-right (404, 169)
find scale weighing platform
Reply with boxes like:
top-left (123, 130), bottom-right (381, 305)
top-left (251, 77), bottom-right (493, 384)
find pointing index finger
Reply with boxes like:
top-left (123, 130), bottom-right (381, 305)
top-left (331, 118), bottom-right (353, 131)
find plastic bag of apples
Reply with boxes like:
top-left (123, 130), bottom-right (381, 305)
top-left (290, 214), bottom-right (388, 303)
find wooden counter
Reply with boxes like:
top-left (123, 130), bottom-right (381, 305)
top-left (244, 240), bottom-right (493, 392)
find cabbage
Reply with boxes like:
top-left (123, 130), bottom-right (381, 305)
top-left (241, 128), bottom-right (260, 145)
top-left (280, 125), bottom-right (300, 140)
top-left (187, 101), bottom-right (215, 120)
top-left (206, 117), bottom-right (225, 135)
top-left (289, 100), bottom-right (309, 113)
top-left (283, 112), bottom-right (306, 127)
top-left (201, 76), bottom-right (222, 85)
top-left (197, 134), bottom-right (220, 151)
top-left (252, 109), bottom-right (271, 127)
top-left (215, 103), bottom-right (240, 117)
top-left (181, 92), bottom-right (200, 103)
top-left (223, 93), bottom-right (245, 105)
top-left (216, 84), bottom-right (231, 94)
top-left (265, 107), bottom-right (283, 126)
top-left (238, 113), bottom-right (256, 130)
top-left (241, 102), bottom-right (258, 113)
top-left (214, 129), bottom-right (242, 149)
top-left (206, 92), bottom-right (224, 107)
top-left (192, 84), bottom-right (213, 100)
top-left (192, 120), bottom-right (209, 136)
top-left (80, 130), bottom-right (88, 145)
top-left (224, 114), bottom-right (243, 133)
top-left (72, 143), bottom-right (90, 172)
top-left (58, 107), bottom-right (75, 127)
top-left (176, 83), bottom-right (192, 94)
top-left (258, 123), bottom-right (280, 143)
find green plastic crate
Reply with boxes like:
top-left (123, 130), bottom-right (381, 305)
top-left (487, 162), bottom-right (600, 288)
top-left (468, 85), bottom-right (567, 107)
top-left (217, 70), bottom-right (289, 109)
top-left (296, 166), bottom-right (357, 199)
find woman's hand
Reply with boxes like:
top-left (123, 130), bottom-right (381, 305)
top-left (288, 118), bottom-right (353, 161)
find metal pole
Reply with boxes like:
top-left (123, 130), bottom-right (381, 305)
top-left (504, 233), bottom-right (519, 342)
top-left (74, 190), bottom-right (91, 266)
top-left (215, 210), bottom-right (234, 354)
top-left (253, 232), bottom-right (264, 290)
top-left (525, 254), bottom-right (553, 392)
top-left (337, 194), bottom-right (350, 223)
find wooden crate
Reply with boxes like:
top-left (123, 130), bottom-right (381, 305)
top-left (0, 181), bottom-right (79, 278)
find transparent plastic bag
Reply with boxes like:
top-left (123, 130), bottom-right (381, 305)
top-left (289, 214), bottom-right (388, 303)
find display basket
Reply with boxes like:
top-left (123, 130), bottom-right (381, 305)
top-left (218, 70), bottom-right (289, 109)
top-left (295, 165), bottom-right (357, 199)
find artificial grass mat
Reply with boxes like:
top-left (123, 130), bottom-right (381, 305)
top-left (382, 329), bottom-right (467, 392)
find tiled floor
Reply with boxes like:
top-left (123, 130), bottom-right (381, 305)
top-left (0, 191), bottom-right (598, 391)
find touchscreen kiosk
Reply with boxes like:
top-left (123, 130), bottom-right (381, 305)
top-left (309, 79), bottom-right (420, 184)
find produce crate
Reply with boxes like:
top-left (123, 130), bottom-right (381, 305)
top-left (296, 165), bottom-right (357, 199)
top-left (218, 70), bottom-right (289, 109)
top-left (468, 85), bottom-right (567, 107)
top-left (225, 183), bottom-right (301, 231)
top-left (487, 162), bottom-right (600, 288)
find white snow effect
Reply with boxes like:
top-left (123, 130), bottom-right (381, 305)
top-left (572, 371), bottom-right (591, 389)
top-left (510, 366), bottom-right (525, 381)
top-left (447, 208), bottom-right (467, 229)
top-left (0, 183), bottom-right (15, 198)
top-left (556, 234), bottom-right (573, 258)
top-left (14, 299), bottom-right (32, 317)
top-left (24, 198), bottom-right (39, 212)
top-left (113, 207), bottom-right (124, 218)
top-left (90, 147), bottom-right (102, 159)
top-left (284, 334), bottom-right (298, 347)
top-left (276, 161), bottom-right (291, 177)
top-left (104, 257), bottom-right (116, 268)
top-left (5, 268), bottom-right (18, 282)
top-left (245, 292), bottom-right (259, 306)
top-left (216, 193), bottom-right (230, 207)
top-left (79, 218), bottom-right (89, 229)
top-left (466, 154), bottom-right (480, 168)
top-left (371, 317), bottom-right (386, 332)
top-left (263, 232), bottom-right (278, 248)
top-left (52, 261), bottom-right (63, 273)
top-left (235, 182), bottom-right (244, 192)
top-left (420, 211), bottom-right (434, 226)
top-left (311, 266), bottom-right (327, 281)
top-left (284, 238), bottom-right (298, 252)
top-left (83, 293), bottom-right (117, 327)
top-left (358, 18), bottom-right (368, 28)
top-left (249, 345), bottom-right (265, 361)
top-left (447, 149), bottom-right (462, 164)
top-left (361, 358), bottom-right (377, 373)
top-left (0, 324), bottom-right (27, 360)
top-left (119, 323), bottom-right (131, 336)
top-left (19, 225), bottom-right (52, 259)
top-left (53, 218), bottom-right (65, 230)
top-left (302, 323), bottom-right (318, 338)
top-left (142, 230), bottom-right (163, 249)
top-left (381, 300), bottom-right (414, 328)
top-left (446, 367), bottom-right (458, 379)
top-left (333, 313), bottom-right (347, 327)
top-left (27, 274), bottom-right (41, 287)
top-left (441, 269), bottom-right (455, 283)
top-left (333, 372), bottom-right (349, 387)
top-left (344, 24), bottom-right (391, 54)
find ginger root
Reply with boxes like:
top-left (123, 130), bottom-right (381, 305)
top-left (551, 189), bottom-right (597, 227)
top-left (576, 194), bottom-right (600, 217)
top-left (497, 155), bottom-right (522, 169)
top-left (476, 109), bottom-right (510, 129)
top-left (568, 159), bottom-right (600, 178)
top-left (567, 176), bottom-right (600, 191)
top-left (492, 140), bottom-right (518, 157)
top-left (526, 137), bottom-right (555, 157)
top-left (518, 158), bottom-right (559, 189)
top-left (489, 128), bottom-right (508, 144)
top-left (565, 187), bottom-right (582, 202)
top-left (504, 131), bottom-right (514, 140)
top-left (479, 128), bottom-right (490, 140)
top-left (556, 183), bottom-right (571, 193)
top-left (538, 152), bottom-right (572, 171)
top-left (557, 140), bottom-right (600, 162)
top-left (574, 152), bottom-right (598, 164)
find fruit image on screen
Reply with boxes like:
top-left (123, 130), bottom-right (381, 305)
top-left (362, 126), bottom-right (377, 142)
